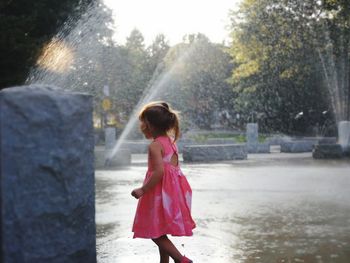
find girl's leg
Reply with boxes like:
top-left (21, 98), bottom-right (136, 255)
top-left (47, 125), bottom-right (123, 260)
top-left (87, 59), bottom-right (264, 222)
top-left (152, 235), bottom-right (183, 263)
top-left (158, 247), bottom-right (170, 263)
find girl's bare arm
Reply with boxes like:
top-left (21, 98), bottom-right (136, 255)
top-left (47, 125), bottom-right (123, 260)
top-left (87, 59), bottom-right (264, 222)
top-left (142, 141), bottom-right (164, 192)
top-left (131, 141), bottom-right (164, 198)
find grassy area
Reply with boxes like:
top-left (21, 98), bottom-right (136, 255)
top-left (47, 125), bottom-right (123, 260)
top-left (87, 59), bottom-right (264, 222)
top-left (258, 134), bottom-right (267, 143)
top-left (189, 133), bottom-right (243, 143)
top-left (189, 133), bottom-right (267, 143)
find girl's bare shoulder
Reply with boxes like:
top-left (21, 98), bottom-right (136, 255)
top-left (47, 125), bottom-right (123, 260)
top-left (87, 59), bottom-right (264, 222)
top-left (148, 140), bottom-right (163, 153)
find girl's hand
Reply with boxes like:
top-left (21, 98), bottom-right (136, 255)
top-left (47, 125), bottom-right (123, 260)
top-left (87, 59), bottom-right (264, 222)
top-left (131, 188), bottom-right (144, 199)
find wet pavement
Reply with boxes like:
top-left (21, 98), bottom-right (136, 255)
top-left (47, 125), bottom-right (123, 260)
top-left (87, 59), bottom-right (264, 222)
top-left (96, 153), bottom-right (350, 263)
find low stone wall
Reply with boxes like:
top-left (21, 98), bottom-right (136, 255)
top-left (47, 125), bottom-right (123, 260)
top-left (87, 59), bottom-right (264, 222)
top-left (313, 144), bottom-right (343, 159)
top-left (265, 135), bottom-right (292, 145)
top-left (280, 141), bottom-right (315, 153)
top-left (95, 148), bottom-right (131, 168)
top-left (106, 136), bottom-right (338, 156)
top-left (318, 137), bottom-right (337, 144)
top-left (205, 138), bottom-right (237, 144)
top-left (247, 143), bottom-right (270, 153)
top-left (266, 136), bottom-right (336, 145)
top-left (183, 144), bottom-right (247, 162)
top-left (120, 141), bottom-right (148, 154)
top-left (280, 137), bottom-right (338, 153)
top-left (343, 147), bottom-right (350, 157)
top-left (177, 139), bottom-right (199, 152)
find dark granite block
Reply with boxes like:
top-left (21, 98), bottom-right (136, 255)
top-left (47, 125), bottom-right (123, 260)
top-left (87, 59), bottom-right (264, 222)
top-left (280, 141), bottom-right (315, 153)
top-left (183, 144), bottom-right (247, 162)
top-left (247, 143), bottom-right (270, 153)
top-left (312, 144), bottom-right (343, 159)
top-left (0, 85), bottom-right (96, 263)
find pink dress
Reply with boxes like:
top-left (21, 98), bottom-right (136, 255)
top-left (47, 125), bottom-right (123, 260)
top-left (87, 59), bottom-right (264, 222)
top-left (132, 136), bottom-right (196, 239)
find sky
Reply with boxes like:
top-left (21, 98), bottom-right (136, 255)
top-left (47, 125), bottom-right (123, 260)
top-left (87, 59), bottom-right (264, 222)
top-left (103, 0), bottom-right (242, 45)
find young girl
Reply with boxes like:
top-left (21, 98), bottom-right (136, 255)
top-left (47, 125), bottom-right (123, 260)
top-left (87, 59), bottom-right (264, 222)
top-left (131, 101), bottom-right (196, 263)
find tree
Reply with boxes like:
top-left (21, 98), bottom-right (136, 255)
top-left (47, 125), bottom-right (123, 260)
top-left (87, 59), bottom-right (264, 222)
top-left (0, 0), bottom-right (94, 89)
top-left (23, 1), bottom-right (117, 121)
top-left (157, 34), bottom-right (234, 130)
top-left (227, 0), bottom-right (337, 134)
top-left (317, 0), bottom-right (350, 121)
top-left (147, 34), bottom-right (170, 74)
top-left (116, 29), bottom-right (152, 116)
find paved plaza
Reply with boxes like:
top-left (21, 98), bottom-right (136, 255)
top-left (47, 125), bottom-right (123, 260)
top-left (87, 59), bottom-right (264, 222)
top-left (96, 153), bottom-right (350, 263)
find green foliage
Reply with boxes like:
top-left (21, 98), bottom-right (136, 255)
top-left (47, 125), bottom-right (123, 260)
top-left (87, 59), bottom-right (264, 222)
top-left (318, 0), bottom-right (350, 121)
top-left (119, 29), bottom-right (151, 116)
top-left (258, 134), bottom-right (267, 143)
top-left (235, 135), bottom-right (247, 143)
top-left (147, 34), bottom-right (170, 73)
top-left (68, 29), bottom-right (170, 129)
top-left (227, 0), bottom-right (350, 135)
top-left (188, 133), bottom-right (247, 143)
top-left (160, 33), bottom-right (234, 130)
top-left (4, 0), bottom-right (348, 136)
top-left (189, 133), bottom-right (266, 143)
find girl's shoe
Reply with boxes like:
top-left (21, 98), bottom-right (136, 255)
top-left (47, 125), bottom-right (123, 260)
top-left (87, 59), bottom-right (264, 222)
top-left (181, 256), bottom-right (193, 263)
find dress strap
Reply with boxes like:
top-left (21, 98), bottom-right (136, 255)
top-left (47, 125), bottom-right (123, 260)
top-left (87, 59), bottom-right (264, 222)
top-left (167, 136), bottom-right (178, 154)
top-left (154, 136), bottom-right (178, 163)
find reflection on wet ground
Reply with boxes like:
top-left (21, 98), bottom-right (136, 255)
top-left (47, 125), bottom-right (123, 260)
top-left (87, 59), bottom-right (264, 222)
top-left (96, 153), bottom-right (350, 263)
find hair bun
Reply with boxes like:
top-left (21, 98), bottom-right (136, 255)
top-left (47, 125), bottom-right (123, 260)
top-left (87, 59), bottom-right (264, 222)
top-left (169, 111), bottom-right (175, 120)
top-left (161, 102), bottom-right (169, 109)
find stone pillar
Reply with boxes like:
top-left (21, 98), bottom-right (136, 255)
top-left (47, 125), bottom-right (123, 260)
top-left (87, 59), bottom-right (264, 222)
top-left (104, 127), bottom-right (116, 150)
top-left (246, 123), bottom-right (258, 152)
top-left (0, 85), bottom-right (96, 263)
top-left (338, 121), bottom-right (350, 150)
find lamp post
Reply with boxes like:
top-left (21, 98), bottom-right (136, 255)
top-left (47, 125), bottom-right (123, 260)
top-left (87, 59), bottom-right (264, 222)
top-left (101, 85), bottom-right (116, 150)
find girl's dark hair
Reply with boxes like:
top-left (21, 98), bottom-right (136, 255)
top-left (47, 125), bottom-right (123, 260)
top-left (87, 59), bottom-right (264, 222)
top-left (139, 101), bottom-right (180, 141)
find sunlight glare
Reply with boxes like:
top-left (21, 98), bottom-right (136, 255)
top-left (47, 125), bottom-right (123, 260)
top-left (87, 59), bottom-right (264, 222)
top-left (37, 38), bottom-right (74, 73)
